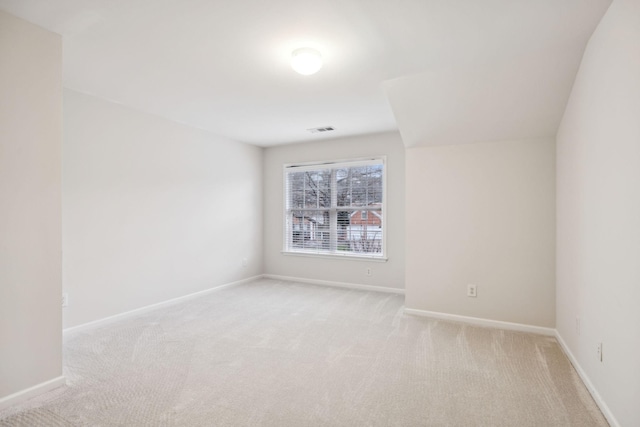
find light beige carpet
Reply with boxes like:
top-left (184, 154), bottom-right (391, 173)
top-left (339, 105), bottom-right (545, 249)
top-left (0, 279), bottom-right (607, 426)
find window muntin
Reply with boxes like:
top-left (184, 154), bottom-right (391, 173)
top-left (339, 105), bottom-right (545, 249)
top-left (284, 158), bottom-right (385, 258)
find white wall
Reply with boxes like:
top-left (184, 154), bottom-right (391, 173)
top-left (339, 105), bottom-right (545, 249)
top-left (263, 132), bottom-right (405, 290)
top-left (63, 90), bottom-right (263, 328)
top-left (405, 139), bottom-right (556, 328)
top-left (556, 0), bottom-right (640, 425)
top-left (0, 12), bottom-right (63, 402)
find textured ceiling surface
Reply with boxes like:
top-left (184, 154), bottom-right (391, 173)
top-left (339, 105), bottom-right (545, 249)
top-left (0, 0), bottom-right (611, 146)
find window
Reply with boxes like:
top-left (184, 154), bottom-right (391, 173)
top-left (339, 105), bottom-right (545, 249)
top-left (284, 158), bottom-right (385, 259)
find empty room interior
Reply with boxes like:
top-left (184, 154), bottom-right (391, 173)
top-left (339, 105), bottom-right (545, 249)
top-left (1, 0), bottom-right (638, 426)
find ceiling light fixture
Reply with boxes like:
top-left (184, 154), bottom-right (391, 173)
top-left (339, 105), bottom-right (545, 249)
top-left (291, 48), bottom-right (322, 75)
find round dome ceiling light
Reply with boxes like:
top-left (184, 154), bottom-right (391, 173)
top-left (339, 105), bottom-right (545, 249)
top-left (291, 48), bottom-right (322, 75)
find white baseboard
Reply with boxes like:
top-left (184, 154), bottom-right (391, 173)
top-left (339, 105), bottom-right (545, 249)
top-left (404, 307), bottom-right (555, 336)
top-left (0, 376), bottom-right (65, 411)
top-left (63, 275), bottom-right (262, 335)
top-left (554, 331), bottom-right (620, 427)
top-left (263, 274), bottom-right (405, 295)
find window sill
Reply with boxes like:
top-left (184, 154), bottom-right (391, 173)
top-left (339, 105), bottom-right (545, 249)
top-left (281, 251), bottom-right (388, 262)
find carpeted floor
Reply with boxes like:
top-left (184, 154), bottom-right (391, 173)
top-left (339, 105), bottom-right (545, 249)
top-left (0, 279), bottom-right (608, 426)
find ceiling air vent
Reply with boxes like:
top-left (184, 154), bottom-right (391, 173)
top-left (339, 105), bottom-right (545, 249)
top-left (307, 126), bottom-right (335, 134)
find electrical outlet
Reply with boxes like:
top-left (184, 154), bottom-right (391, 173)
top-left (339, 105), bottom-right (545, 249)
top-left (467, 284), bottom-right (477, 298)
top-left (597, 342), bottom-right (603, 362)
top-left (242, 258), bottom-right (248, 267)
top-left (366, 268), bottom-right (372, 277)
top-left (62, 293), bottom-right (69, 308)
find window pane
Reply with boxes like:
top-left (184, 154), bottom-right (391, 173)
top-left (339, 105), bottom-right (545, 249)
top-left (289, 210), bottom-right (330, 252)
top-left (288, 170), bottom-right (333, 209)
top-left (337, 164), bottom-right (383, 207)
top-left (287, 172), bottom-right (306, 209)
top-left (336, 168), bottom-right (350, 207)
top-left (338, 209), bottom-right (383, 254)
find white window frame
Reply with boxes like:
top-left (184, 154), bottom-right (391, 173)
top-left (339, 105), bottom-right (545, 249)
top-left (282, 157), bottom-right (387, 261)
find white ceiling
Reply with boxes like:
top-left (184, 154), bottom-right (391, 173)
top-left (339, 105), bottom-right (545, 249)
top-left (0, 0), bottom-right (611, 147)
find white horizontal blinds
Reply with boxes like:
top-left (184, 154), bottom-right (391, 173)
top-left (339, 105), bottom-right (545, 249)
top-left (285, 158), bottom-right (384, 257)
